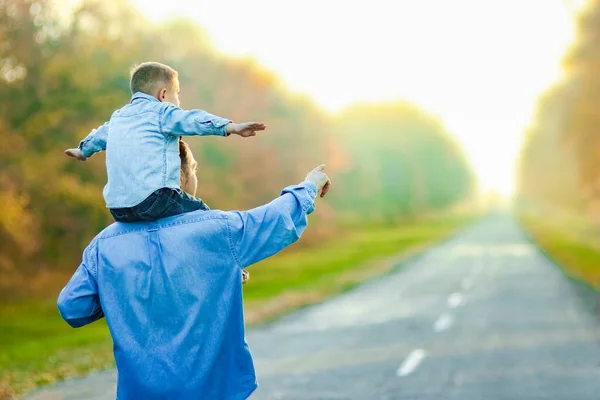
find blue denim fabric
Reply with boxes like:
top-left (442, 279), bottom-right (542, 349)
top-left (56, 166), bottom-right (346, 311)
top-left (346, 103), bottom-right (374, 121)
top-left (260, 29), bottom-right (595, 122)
top-left (57, 182), bottom-right (317, 400)
top-left (109, 188), bottom-right (210, 222)
top-left (78, 92), bottom-right (231, 208)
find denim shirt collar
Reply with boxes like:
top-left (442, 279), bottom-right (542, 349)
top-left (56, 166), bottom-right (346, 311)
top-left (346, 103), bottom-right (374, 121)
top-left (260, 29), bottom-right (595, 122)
top-left (130, 92), bottom-right (159, 103)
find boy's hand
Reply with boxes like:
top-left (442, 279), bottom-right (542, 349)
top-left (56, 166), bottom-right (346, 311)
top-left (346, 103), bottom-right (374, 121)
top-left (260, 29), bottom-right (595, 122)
top-left (305, 164), bottom-right (331, 198)
top-left (65, 148), bottom-right (87, 161)
top-left (242, 269), bottom-right (250, 285)
top-left (227, 122), bottom-right (266, 138)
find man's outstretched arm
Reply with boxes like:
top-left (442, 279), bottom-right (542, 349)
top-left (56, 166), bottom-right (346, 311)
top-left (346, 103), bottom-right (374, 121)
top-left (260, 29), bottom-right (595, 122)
top-left (227, 165), bottom-right (331, 269)
top-left (57, 243), bottom-right (104, 328)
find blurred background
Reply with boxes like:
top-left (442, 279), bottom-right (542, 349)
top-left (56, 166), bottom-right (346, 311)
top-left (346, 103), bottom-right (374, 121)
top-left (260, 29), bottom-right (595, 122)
top-left (1, 0), bottom-right (600, 397)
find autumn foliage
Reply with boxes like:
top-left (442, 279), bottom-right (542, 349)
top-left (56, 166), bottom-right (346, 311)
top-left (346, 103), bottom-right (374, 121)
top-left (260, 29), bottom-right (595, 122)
top-left (518, 0), bottom-right (600, 216)
top-left (0, 0), bottom-right (474, 300)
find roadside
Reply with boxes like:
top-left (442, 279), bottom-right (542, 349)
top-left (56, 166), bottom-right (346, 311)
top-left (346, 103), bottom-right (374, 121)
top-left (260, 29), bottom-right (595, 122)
top-left (518, 212), bottom-right (600, 290)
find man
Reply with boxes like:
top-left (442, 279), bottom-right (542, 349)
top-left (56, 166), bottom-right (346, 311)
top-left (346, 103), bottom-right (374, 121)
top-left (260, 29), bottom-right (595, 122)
top-left (57, 140), bottom-right (331, 400)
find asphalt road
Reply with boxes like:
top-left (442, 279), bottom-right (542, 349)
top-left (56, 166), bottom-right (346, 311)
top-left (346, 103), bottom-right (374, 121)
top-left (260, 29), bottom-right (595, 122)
top-left (23, 214), bottom-right (600, 399)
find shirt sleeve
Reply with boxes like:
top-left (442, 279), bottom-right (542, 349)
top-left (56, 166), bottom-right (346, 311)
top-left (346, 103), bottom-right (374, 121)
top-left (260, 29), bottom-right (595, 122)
top-left (78, 122), bottom-right (109, 158)
top-left (57, 243), bottom-right (104, 328)
top-left (159, 103), bottom-right (232, 137)
top-left (227, 181), bottom-right (318, 268)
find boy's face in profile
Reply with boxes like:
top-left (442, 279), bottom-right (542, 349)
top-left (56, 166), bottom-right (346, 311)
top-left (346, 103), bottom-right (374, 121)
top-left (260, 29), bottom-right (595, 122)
top-left (162, 78), bottom-right (181, 107)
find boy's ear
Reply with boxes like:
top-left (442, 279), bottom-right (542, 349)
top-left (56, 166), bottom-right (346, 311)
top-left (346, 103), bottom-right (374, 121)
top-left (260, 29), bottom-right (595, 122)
top-left (158, 88), bottom-right (167, 102)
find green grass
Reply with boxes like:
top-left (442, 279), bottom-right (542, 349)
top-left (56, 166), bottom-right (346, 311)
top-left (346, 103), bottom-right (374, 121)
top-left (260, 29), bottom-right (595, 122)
top-left (519, 213), bottom-right (600, 290)
top-left (0, 302), bottom-right (114, 398)
top-left (0, 214), bottom-right (475, 398)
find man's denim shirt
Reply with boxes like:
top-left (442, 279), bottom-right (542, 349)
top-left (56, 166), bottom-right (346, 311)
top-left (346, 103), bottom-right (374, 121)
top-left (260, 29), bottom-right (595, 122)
top-left (58, 182), bottom-right (318, 400)
top-left (78, 92), bottom-right (231, 208)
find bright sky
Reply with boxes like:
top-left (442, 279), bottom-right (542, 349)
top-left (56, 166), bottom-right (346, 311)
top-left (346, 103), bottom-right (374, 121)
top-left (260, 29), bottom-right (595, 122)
top-left (130, 0), bottom-right (582, 196)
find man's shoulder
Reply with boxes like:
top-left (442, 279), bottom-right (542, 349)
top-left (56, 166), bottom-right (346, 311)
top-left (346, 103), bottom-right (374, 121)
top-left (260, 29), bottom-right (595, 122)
top-left (157, 209), bottom-right (232, 229)
top-left (95, 210), bottom-right (234, 239)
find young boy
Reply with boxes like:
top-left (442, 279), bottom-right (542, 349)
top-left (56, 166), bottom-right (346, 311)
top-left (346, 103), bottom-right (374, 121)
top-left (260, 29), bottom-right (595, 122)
top-left (65, 61), bottom-right (265, 223)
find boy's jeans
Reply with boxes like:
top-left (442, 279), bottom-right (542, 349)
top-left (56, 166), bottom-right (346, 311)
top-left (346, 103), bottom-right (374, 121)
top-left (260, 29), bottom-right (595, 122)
top-left (109, 188), bottom-right (209, 223)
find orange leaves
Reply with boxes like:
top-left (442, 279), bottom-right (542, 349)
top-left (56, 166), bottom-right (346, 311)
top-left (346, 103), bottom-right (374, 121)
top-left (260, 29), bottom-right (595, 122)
top-left (0, 186), bottom-right (39, 257)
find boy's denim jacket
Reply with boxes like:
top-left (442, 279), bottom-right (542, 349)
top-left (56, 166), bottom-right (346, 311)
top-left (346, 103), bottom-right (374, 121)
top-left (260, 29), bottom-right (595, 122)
top-left (78, 92), bottom-right (231, 208)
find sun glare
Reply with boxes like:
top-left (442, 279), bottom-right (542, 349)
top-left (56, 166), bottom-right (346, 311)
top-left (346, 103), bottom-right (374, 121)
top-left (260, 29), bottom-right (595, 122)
top-left (129, 0), bottom-right (577, 197)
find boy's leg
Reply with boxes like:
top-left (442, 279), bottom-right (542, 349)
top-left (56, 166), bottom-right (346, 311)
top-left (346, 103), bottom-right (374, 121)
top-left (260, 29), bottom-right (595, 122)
top-left (110, 189), bottom-right (171, 222)
top-left (109, 189), bottom-right (206, 222)
top-left (136, 188), bottom-right (208, 221)
top-left (176, 189), bottom-right (210, 213)
top-left (110, 207), bottom-right (142, 223)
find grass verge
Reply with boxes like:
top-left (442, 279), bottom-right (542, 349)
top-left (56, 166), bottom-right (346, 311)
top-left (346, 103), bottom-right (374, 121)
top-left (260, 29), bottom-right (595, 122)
top-left (1, 214), bottom-right (476, 398)
top-left (518, 212), bottom-right (600, 290)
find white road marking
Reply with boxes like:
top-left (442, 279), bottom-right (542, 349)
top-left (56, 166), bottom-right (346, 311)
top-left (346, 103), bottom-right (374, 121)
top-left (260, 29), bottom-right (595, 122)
top-left (396, 349), bottom-right (427, 377)
top-left (434, 313), bottom-right (454, 332)
top-left (448, 292), bottom-right (464, 308)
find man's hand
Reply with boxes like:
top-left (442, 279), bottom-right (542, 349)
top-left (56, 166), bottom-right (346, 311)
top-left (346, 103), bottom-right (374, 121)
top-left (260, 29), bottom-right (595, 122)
top-left (226, 122), bottom-right (266, 138)
top-left (65, 148), bottom-right (87, 161)
top-left (305, 164), bottom-right (331, 198)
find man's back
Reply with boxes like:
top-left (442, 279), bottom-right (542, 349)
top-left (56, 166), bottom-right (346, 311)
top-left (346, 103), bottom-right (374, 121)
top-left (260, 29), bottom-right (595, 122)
top-left (58, 182), bottom-right (319, 400)
top-left (98, 212), bottom-right (254, 399)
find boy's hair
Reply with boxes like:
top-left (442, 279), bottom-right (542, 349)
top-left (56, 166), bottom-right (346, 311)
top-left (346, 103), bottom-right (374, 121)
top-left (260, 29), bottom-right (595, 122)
top-left (130, 62), bottom-right (178, 95)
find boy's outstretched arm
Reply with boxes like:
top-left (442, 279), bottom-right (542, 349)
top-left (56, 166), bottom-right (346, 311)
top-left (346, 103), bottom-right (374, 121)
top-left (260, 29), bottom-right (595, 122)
top-left (225, 122), bottom-right (266, 137)
top-left (65, 122), bottom-right (109, 161)
top-left (160, 103), bottom-right (266, 138)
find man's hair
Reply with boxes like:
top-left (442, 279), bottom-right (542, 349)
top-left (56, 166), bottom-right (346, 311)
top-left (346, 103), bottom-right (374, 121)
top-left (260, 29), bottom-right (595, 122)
top-left (179, 139), bottom-right (194, 184)
top-left (130, 62), bottom-right (178, 95)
